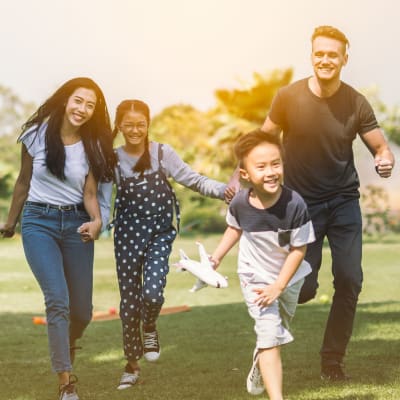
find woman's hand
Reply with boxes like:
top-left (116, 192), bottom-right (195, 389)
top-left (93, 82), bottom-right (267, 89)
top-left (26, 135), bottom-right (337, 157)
top-left (0, 223), bottom-right (16, 238)
top-left (77, 219), bottom-right (102, 242)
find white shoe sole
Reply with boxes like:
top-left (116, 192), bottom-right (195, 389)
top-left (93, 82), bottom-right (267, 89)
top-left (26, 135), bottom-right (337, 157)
top-left (117, 372), bottom-right (139, 390)
top-left (144, 349), bottom-right (161, 362)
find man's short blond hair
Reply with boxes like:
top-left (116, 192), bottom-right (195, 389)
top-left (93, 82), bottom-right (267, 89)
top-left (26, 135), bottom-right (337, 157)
top-left (312, 25), bottom-right (349, 50)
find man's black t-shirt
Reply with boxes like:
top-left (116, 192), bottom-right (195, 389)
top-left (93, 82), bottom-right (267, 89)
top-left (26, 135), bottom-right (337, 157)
top-left (269, 78), bottom-right (379, 204)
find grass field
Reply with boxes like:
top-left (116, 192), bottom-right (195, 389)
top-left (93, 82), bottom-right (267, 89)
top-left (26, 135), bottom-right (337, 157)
top-left (0, 234), bottom-right (399, 400)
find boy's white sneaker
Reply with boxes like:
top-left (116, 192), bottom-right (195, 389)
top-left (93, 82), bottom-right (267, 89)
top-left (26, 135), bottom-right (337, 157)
top-left (246, 348), bottom-right (264, 395)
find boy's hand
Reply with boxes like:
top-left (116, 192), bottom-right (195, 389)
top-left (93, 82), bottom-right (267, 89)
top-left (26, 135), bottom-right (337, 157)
top-left (253, 283), bottom-right (284, 307)
top-left (209, 256), bottom-right (220, 270)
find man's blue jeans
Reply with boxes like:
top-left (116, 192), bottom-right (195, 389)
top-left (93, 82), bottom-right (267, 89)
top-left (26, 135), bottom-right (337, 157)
top-left (298, 196), bottom-right (363, 365)
top-left (21, 203), bottom-right (94, 373)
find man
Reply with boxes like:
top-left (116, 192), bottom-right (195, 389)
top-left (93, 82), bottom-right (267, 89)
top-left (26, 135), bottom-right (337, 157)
top-left (261, 25), bottom-right (395, 380)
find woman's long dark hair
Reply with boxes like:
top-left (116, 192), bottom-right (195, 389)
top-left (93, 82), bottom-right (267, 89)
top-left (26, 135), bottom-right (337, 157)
top-left (113, 99), bottom-right (151, 175)
top-left (20, 77), bottom-right (115, 182)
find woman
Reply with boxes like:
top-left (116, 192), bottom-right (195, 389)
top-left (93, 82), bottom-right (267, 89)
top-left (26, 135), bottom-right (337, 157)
top-left (0, 77), bottom-right (115, 400)
top-left (109, 99), bottom-right (232, 390)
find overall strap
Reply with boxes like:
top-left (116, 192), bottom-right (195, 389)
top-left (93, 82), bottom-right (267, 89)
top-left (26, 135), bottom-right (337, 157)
top-left (157, 143), bottom-right (181, 232)
top-left (107, 150), bottom-right (122, 230)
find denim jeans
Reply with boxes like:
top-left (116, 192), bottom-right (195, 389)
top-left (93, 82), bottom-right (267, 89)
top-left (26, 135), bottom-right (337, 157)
top-left (21, 203), bottom-right (94, 373)
top-left (298, 196), bottom-right (363, 365)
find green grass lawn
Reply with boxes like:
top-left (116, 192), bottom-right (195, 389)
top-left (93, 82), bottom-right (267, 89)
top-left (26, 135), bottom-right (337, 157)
top-left (0, 234), bottom-right (399, 399)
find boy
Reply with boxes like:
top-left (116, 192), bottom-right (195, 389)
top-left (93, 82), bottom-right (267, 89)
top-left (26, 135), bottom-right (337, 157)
top-left (211, 129), bottom-right (315, 400)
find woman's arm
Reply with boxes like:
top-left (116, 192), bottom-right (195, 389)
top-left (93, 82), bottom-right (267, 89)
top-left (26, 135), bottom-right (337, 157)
top-left (0, 145), bottom-right (32, 237)
top-left (77, 170), bottom-right (102, 242)
top-left (97, 181), bottom-right (113, 231)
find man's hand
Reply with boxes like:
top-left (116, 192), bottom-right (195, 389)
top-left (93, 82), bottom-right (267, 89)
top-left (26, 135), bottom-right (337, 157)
top-left (375, 157), bottom-right (394, 178)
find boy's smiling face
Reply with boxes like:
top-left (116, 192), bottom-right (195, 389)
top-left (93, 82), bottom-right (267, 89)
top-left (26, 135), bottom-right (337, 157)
top-left (240, 141), bottom-right (283, 198)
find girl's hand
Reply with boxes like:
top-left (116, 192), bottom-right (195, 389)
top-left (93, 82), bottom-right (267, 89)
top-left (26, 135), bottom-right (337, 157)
top-left (253, 284), bottom-right (284, 307)
top-left (77, 220), bottom-right (102, 242)
top-left (224, 186), bottom-right (237, 204)
top-left (0, 223), bottom-right (16, 238)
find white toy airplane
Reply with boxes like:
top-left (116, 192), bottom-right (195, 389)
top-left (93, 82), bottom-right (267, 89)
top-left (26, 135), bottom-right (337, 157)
top-left (175, 242), bottom-right (228, 291)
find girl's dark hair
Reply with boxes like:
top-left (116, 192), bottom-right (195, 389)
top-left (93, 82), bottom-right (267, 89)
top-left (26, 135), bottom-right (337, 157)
top-left (19, 77), bottom-right (115, 182)
top-left (113, 99), bottom-right (151, 175)
top-left (234, 128), bottom-right (283, 167)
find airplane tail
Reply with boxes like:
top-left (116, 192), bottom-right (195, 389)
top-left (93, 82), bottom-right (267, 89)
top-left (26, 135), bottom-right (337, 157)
top-left (196, 242), bottom-right (212, 268)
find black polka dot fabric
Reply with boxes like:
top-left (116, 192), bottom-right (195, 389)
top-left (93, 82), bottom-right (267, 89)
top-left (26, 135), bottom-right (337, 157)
top-left (113, 154), bottom-right (179, 361)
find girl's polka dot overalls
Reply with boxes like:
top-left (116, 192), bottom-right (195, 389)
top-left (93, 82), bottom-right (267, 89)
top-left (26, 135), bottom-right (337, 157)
top-left (113, 144), bottom-right (179, 361)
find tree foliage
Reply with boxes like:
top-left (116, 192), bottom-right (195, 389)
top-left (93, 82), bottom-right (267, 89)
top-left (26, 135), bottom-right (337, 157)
top-left (151, 68), bottom-right (294, 182)
top-left (361, 86), bottom-right (400, 146)
top-left (361, 184), bottom-right (391, 235)
top-left (149, 69), bottom-right (294, 232)
top-left (214, 69), bottom-right (293, 124)
top-left (0, 71), bottom-right (398, 234)
top-left (0, 85), bottom-right (35, 220)
top-left (0, 85), bottom-right (35, 174)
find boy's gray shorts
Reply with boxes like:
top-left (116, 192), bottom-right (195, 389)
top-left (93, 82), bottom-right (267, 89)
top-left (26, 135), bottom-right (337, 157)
top-left (239, 273), bottom-right (304, 349)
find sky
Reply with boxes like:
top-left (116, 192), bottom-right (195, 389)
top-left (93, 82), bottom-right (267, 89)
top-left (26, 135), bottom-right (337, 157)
top-left (1, 0), bottom-right (400, 118)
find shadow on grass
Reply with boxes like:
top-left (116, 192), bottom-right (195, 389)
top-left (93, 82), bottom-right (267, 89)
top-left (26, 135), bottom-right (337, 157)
top-left (0, 301), bottom-right (399, 399)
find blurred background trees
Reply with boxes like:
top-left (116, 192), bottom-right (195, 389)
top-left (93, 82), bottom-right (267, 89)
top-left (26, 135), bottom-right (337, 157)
top-left (0, 85), bottom-right (35, 221)
top-left (1, 70), bottom-right (398, 235)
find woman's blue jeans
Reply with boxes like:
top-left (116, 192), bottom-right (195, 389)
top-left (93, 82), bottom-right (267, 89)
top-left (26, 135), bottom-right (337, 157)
top-left (21, 203), bottom-right (94, 373)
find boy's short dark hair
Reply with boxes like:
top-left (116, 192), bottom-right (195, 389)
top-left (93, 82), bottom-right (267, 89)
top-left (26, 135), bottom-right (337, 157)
top-left (311, 25), bottom-right (349, 50)
top-left (234, 129), bottom-right (283, 167)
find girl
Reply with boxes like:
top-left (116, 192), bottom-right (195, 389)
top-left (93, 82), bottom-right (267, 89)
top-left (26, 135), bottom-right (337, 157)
top-left (0, 77), bottom-right (115, 400)
top-left (110, 99), bottom-right (231, 390)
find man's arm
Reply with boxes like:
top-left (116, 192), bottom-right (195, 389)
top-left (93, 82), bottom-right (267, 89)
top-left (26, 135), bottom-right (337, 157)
top-left (360, 128), bottom-right (395, 178)
top-left (261, 116), bottom-right (282, 135)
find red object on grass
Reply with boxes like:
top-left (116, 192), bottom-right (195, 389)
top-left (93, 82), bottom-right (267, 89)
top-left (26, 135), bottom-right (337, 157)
top-left (32, 305), bottom-right (191, 324)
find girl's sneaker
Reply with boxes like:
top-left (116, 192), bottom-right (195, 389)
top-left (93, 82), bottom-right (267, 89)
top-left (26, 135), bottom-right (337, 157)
top-left (117, 364), bottom-right (140, 390)
top-left (143, 330), bottom-right (160, 362)
top-left (59, 375), bottom-right (79, 400)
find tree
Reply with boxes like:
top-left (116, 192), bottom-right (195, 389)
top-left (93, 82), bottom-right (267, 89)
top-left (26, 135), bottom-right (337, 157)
top-left (361, 86), bottom-right (400, 146)
top-left (0, 85), bottom-right (35, 220)
top-left (214, 69), bottom-right (293, 124)
top-left (361, 184), bottom-right (390, 235)
top-left (149, 69), bottom-right (294, 233)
